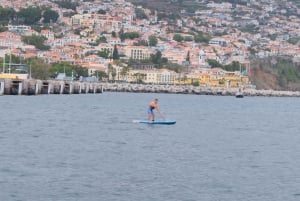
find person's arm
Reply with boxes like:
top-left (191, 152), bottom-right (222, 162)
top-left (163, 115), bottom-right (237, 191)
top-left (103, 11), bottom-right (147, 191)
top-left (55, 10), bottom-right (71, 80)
top-left (156, 105), bottom-right (165, 120)
top-left (156, 105), bottom-right (161, 113)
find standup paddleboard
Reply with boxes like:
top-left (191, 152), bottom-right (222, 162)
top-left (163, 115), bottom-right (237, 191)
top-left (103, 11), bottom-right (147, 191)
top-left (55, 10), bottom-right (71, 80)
top-left (134, 120), bottom-right (176, 125)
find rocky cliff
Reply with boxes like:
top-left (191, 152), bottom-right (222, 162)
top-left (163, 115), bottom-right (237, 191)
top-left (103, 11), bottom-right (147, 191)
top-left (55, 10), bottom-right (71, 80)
top-left (249, 57), bottom-right (300, 91)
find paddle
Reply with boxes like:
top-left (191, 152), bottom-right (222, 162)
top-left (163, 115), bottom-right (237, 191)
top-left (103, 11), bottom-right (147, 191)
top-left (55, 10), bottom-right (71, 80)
top-left (158, 111), bottom-right (166, 120)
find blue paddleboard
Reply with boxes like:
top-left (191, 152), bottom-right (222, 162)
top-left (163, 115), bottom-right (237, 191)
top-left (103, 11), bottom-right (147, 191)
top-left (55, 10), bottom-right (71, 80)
top-left (136, 120), bottom-right (176, 125)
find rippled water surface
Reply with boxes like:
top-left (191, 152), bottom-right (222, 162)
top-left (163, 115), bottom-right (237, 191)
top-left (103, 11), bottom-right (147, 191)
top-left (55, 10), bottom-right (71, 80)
top-left (1, 93), bottom-right (300, 201)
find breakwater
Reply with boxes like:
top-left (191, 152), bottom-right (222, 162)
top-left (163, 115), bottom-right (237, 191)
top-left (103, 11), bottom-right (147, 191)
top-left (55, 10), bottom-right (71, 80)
top-left (0, 79), bottom-right (103, 95)
top-left (102, 83), bottom-right (300, 97)
top-left (1, 79), bottom-right (299, 97)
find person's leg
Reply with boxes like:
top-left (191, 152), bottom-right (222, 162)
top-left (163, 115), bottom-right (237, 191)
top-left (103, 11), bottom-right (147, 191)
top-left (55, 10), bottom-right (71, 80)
top-left (147, 108), bottom-right (153, 120)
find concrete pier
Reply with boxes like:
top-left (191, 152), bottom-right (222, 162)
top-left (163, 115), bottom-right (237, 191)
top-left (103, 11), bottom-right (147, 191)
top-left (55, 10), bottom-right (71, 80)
top-left (0, 78), bottom-right (103, 95)
top-left (1, 78), bottom-right (299, 97)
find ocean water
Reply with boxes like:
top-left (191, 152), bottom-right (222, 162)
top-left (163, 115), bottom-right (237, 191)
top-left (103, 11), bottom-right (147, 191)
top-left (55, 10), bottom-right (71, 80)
top-left (0, 92), bottom-right (300, 201)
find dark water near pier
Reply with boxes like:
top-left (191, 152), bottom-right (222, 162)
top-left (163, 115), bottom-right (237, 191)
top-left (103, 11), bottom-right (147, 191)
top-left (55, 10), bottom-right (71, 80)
top-left (0, 93), bottom-right (300, 201)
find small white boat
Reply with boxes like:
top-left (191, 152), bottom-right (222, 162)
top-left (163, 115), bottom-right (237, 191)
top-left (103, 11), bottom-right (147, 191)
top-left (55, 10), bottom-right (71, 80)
top-left (235, 88), bottom-right (244, 98)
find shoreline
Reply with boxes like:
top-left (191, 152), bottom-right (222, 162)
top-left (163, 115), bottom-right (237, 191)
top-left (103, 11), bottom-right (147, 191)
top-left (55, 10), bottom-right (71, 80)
top-left (102, 83), bottom-right (300, 97)
top-left (1, 78), bottom-right (299, 97)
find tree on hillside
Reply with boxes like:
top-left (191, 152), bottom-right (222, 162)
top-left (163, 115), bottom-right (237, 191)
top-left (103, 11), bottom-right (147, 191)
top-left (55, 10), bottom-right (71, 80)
top-left (173, 34), bottom-right (184, 42)
top-left (119, 28), bottom-right (125, 42)
top-left (0, 26), bottom-right (8, 32)
top-left (97, 49), bottom-right (110, 59)
top-left (112, 44), bottom-right (119, 60)
top-left (207, 59), bottom-right (222, 68)
top-left (97, 9), bottom-right (106, 15)
top-left (22, 35), bottom-right (50, 50)
top-left (72, 65), bottom-right (89, 78)
top-left (54, 0), bottom-right (79, 11)
top-left (18, 7), bottom-right (42, 25)
top-left (148, 35), bottom-right (158, 46)
top-left (25, 57), bottom-right (51, 80)
top-left (135, 8), bottom-right (148, 19)
top-left (97, 35), bottom-right (107, 43)
top-left (49, 62), bottom-right (88, 78)
top-left (124, 32), bottom-right (140, 40)
top-left (186, 51), bottom-right (190, 64)
top-left (43, 9), bottom-right (59, 23)
top-left (120, 66), bottom-right (130, 81)
top-left (150, 51), bottom-right (168, 68)
top-left (94, 70), bottom-right (107, 81)
top-left (224, 61), bottom-right (243, 72)
top-left (0, 7), bottom-right (16, 25)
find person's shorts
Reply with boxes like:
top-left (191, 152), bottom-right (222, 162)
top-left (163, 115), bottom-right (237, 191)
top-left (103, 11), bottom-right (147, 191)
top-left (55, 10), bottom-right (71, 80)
top-left (147, 108), bottom-right (154, 114)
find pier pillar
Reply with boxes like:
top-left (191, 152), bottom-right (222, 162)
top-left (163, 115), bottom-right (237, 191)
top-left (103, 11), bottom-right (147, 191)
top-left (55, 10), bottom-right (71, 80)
top-left (93, 85), bottom-right (96, 94)
top-left (69, 83), bottom-right (73, 94)
top-left (85, 84), bottom-right (89, 93)
top-left (48, 83), bottom-right (52, 94)
top-left (60, 83), bottom-right (64, 94)
top-left (35, 83), bottom-right (39, 95)
top-left (0, 81), bottom-right (4, 95)
top-left (79, 84), bottom-right (82, 94)
top-left (18, 83), bottom-right (23, 95)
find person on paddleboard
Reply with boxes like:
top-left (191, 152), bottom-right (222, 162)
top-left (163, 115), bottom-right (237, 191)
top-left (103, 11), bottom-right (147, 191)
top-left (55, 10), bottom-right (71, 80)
top-left (147, 98), bottom-right (162, 121)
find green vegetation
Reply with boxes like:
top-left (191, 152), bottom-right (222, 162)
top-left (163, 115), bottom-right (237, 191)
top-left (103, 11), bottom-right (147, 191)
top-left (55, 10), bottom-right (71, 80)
top-left (173, 34), bottom-right (184, 42)
top-left (135, 8), bottom-right (148, 19)
top-left (150, 51), bottom-right (168, 68)
top-left (97, 9), bottom-right (106, 14)
top-left (97, 49), bottom-right (110, 59)
top-left (119, 30), bottom-right (140, 41)
top-left (0, 6), bottom-right (58, 26)
top-left (239, 24), bottom-right (260, 34)
top-left (207, 59), bottom-right (244, 72)
top-left (97, 36), bottom-right (107, 43)
top-left (250, 57), bottom-right (300, 90)
top-left (269, 34), bottom-right (277, 41)
top-left (148, 35), bottom-right (158, 46)
top-left (288, 37), bottom-right (300, 45)
top-left (112, 45), bottom-right (119, 60)
top-left (192, 80), bottom-right (200, 86)
top-left (22, 35), bottom-right (50, 51)
top-left (0, 56), bottom-right (88, 80)
top-left (128, 0), bottom-right (202, 17)
top-left (276, 59), bottom-right (300, 85)
top-left (0, 6), bottom-right (16, 25)
top-left (94, 70), bottom-right (108, 81)
top-left (42, 9), bottom-right (59, 23)
top-left (164, 63), bottom-right (185, 73)
top-left (18, 7), bottom-right (42, 25)
top-left (0, 26), bottom-right (8, 32)
top-left (54, 0), bottom-right (79, 11)
top-left (194, 32), bottom-right (211, 43)
top-left (27, 57), bottom-right (52, 80)
top-left (49, 62), bottom-right (88, 79)
top-left (157, 13), bottom-right (180, 21)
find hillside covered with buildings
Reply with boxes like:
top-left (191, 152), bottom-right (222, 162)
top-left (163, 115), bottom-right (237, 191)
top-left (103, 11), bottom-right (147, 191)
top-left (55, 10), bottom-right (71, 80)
top-left (0, 0), bottom-right (299, 90)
